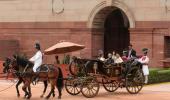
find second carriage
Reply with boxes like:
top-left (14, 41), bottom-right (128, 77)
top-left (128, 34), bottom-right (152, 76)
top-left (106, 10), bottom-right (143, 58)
top-left (65, 57), bottom-right (145, 98)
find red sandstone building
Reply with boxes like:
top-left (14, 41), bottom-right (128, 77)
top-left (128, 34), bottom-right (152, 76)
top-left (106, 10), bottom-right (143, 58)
top-left (0, 0), bottom-right (170, 67)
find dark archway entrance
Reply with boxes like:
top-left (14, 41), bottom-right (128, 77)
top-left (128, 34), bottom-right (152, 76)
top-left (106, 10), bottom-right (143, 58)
top-left (104, 9), bottom-right (130, 56)
top-left (91, 7), bottom-right (130, 58)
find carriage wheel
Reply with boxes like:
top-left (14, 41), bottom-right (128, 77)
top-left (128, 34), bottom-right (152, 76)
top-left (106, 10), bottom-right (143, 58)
top-left (69, 61), bottom-right (79, 76)
top-left (102, 78), bottom-right (119, 92)
top-left (65, 79), bottom-right (81, 95)
top-left (81, 78), bottom-right (100, 98)
top-left (125, 67), bottom-right (144, 94)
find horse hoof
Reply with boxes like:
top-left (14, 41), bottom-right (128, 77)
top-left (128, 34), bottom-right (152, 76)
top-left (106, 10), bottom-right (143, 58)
top-left (29, 94), bottom-right (32, 98)
top-left (58, 96), bottom-right (61, 99)
top-left (17, 94), bottom-right (20, 97)
top-left (45, 96), bottom-right (49, 100)
top-left (40, 95), bottom-right (43, 98)
top-left (24, 94), bottom-right (27, 98)
top-left (26, 96), bottom-right (31, 99)
top-left (53, 94), bottom-right (55, 97)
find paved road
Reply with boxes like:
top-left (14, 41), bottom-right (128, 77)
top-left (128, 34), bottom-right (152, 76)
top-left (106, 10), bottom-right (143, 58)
top-left (0, 80), bottom-right (169, 100)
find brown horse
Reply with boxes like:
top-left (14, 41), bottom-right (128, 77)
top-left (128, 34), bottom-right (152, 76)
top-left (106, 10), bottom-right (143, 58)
top-left (2, 57), bottom-right (56, 98)
top-left (8, 55), bottom-right (64, 99)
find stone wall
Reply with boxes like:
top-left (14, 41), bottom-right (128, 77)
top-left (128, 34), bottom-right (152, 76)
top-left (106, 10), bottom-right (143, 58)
top-left (0, 40), bottom-right (19, 60)
top-left (0, 22), bottom-right (92, 63)
top-left (0, 0), bottom-right (170, 23)
top-left (130, 21), bottom-right (170, 67)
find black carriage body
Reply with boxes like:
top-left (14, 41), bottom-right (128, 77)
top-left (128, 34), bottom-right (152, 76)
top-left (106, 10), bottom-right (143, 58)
top-left (66, 57), bottom-right (145, 98)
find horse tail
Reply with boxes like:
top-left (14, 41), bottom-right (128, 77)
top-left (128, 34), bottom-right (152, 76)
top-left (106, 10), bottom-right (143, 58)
top-left (57, 67), bottom-right (64, 88)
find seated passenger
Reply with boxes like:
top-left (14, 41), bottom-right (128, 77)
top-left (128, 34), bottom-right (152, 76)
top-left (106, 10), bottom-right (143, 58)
top-left (97, 50), bottom-right (105, 62)
top-left (98, 54), bottom-right (105, 62)
top-left (112, 50), bottom-right (116, 61)
top-left (105, 53), bottom-right (114, 65)
top-left (115, 53), bottom-right (123, 64)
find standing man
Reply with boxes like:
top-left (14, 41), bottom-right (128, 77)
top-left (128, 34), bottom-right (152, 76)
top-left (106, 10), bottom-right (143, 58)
top-left (127, 44), bottom-right (136, 59)
top-left (54, 55), bottom-right (60, 64)
top-left (138, 48), bottom-right (149, 84)
top-left (29, 42), bottom-right (43, 73)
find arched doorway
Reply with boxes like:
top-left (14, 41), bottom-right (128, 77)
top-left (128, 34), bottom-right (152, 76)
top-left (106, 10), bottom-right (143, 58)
top-left (91, 6), bottom-right (130, 57)
top-left (104, 8), bottom-right (129, 56)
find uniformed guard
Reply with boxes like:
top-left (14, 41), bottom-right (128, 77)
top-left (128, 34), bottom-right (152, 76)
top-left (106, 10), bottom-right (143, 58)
top-left (138, 48), bottom-right (149, 84)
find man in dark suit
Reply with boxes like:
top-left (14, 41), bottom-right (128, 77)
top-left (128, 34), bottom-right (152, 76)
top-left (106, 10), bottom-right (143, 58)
top-left (127, 44), bottom-right (136, 59)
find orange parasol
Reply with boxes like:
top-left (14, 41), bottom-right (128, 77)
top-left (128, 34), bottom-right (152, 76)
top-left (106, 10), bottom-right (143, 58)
top-left (44, 41), bottom-right (85, 55)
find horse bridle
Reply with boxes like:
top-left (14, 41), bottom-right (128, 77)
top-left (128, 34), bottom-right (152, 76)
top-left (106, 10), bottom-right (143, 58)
top-left (7, 58), bottom-right (18, 74)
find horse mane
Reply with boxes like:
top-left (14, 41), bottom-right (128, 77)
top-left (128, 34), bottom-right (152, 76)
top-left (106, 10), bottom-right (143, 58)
top-left (15, 54), bottom-right (33, 68)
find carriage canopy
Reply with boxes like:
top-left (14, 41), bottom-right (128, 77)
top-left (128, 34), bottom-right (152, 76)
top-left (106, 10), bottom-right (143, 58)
top-left (44, 41), bottom-right (85, 55)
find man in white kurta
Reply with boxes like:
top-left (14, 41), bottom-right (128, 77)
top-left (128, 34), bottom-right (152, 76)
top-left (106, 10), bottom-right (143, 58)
top-left (138, 48), bottom-right (149, 84)
top-left (29, 43), bottom-right (43, 72)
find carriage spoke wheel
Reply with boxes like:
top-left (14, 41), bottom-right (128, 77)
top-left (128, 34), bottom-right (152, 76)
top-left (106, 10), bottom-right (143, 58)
top-left (125, 67), bottom-right (144, 94)
top-left (65, 79), bottom-right (81, 95)
top-left (102, 78), bottom-right (119, 92)
top-left (81, 78), bottom-right (100, 98)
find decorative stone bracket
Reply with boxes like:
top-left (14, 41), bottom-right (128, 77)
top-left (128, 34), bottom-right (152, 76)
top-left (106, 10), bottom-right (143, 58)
top-left (164, 0), bottom-right (170, 13)
top-left (52, 0), bottom-right (64, 14)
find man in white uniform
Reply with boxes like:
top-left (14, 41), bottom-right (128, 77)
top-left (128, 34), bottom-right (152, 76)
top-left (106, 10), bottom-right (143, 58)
top-left (138, 48), bottom-right (149, 84)
top-left (29, 43), bottom-right (43, 72)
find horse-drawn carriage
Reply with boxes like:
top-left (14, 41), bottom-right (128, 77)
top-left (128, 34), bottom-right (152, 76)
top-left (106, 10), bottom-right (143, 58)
top-left (2, 41), bottom-right (145, 99)
top-left (44, 41), bottom-right (145, 98)
top-left (65, 57), bottom-right (145, 98)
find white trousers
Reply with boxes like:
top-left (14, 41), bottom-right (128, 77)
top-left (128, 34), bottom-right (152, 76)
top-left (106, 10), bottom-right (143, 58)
top-left (142, 65), bottom-right (149, 76)
top-left (144, 75), bottom-right (148, 84)
top-left (33, 63), bottom-right (41, 72)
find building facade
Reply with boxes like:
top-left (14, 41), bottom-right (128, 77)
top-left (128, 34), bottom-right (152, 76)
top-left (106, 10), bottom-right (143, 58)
top-left (0, 0), bottom-right (170, 67)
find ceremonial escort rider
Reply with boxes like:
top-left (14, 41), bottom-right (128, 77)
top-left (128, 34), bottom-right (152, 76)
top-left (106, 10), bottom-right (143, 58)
top-left (29, 42), bottom-right (43, 82)
top-left (138, 48), bottom-right (149, 84)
